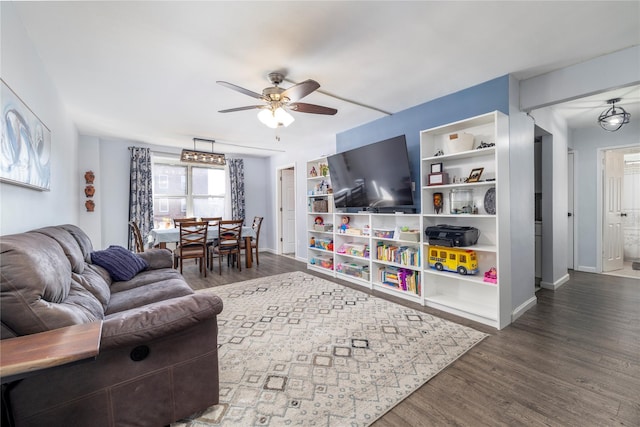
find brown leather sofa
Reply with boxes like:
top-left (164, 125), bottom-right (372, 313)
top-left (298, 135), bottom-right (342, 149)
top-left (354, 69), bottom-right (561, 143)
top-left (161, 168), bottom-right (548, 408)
top-left (0, 224), bottom-right (223, 427)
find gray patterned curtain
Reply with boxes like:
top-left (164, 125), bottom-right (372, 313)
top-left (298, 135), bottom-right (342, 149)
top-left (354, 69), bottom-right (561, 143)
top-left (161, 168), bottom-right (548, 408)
top-left (228, 158), bottom-right (245, 222)
top-left (128, 147), bottom-right (153, 251)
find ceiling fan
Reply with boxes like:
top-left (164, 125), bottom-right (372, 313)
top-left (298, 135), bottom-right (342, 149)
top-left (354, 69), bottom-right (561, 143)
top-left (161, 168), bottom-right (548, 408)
top-left (217, 72), bottom-right (337, 128)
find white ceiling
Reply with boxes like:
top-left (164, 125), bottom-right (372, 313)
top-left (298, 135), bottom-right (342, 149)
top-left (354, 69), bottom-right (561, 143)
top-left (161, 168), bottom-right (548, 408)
top-left (12, 1), bottom-right (640, 157)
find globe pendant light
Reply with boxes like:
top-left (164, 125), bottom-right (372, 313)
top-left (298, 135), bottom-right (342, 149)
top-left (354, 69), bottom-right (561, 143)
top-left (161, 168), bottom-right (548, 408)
top-left (598, 98), bottom-right (630, 132)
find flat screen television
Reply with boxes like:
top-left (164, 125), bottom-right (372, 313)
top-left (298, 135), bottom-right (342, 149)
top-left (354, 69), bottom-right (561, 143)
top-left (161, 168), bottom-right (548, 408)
top-left (327, 135), bottom-right (415, 212)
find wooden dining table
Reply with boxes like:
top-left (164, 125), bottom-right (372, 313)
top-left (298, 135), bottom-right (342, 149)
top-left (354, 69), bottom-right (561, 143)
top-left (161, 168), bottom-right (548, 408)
top-left (149, 226), bottom-right (257, 268)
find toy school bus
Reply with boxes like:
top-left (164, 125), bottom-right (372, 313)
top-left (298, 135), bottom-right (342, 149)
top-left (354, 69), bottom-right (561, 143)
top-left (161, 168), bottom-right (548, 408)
top-left (427, 246), bottom-right (478, 275)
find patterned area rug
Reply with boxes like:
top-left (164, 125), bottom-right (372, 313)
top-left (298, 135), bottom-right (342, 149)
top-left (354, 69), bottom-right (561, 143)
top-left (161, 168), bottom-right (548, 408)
top-left (174, 272), bottom-right (487, 426)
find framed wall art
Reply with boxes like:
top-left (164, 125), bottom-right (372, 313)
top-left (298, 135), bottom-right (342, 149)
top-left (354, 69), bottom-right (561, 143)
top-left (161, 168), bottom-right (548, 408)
top-left (1, 79), bottom-right (51, 191)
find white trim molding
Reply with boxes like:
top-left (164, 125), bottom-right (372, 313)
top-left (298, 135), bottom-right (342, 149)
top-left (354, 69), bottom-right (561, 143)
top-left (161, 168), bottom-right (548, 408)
top-left (540, 273), bottom-right (570, 291)
top-left (512, 296), bottom-right (537, 323)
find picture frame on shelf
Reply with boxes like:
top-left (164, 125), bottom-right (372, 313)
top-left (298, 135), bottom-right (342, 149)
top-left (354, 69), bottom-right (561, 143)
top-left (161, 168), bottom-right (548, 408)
top-left (427, 172), bottom-right (448, 186)
top-left (430, 162), bottom-right (443, 173)
top-left (467, 167), bottom-right (484, 183)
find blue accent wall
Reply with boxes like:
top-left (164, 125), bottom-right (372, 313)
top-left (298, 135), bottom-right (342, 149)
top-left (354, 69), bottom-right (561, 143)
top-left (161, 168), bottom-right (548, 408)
top-left (336, 75), bottom-right (510, 210)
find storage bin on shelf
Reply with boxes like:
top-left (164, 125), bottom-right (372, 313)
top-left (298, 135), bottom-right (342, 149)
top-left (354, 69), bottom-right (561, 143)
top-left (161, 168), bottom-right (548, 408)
top-left (336, 262), bottom-right (370, 280)
top-left (377, 266), bottom-right (421, 295)
top-left (309, 254), bottom-right (334, 270)
top-left (313, 223), bottom-right (333, 232)
top-left (398, 230), bottom-right (420, 242)
top-left (446, 132), bottom-right (474, 154)
top-left (336, 242), bottom-right (369, 258)
top-left (310, 237), bottom-right (333, 251)
top-left (344, 228), bottom-right (363, 236)
top-left (449, 188), bottom-right (475, 214)
top-left (373, 229), bottom-right (394, 239)
top-left (312, 198), bottom-right (329, 213)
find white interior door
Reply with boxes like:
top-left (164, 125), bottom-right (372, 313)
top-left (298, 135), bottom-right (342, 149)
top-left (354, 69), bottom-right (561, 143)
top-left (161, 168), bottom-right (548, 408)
top-left (567, 152), bottom-right (574, 269)
top-left (603, 150), bottom-right (624, 272)
top-left (281, 168), bottom-right (296, 254)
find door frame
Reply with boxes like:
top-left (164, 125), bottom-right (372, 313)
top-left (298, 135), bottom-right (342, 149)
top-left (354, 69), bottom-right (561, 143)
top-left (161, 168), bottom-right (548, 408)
top-left (275, 163), bottom-right (296, 256)
top-left (568, 150), bottom-right (575, 270)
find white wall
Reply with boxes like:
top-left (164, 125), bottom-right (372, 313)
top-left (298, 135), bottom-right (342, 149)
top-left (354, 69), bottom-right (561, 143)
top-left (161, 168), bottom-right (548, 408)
top-left (528, 107), bottom-right (570, 289)
top-left (269, 140), bottom-right (336, 260)
top-left (242, 156), bottom-right (271, 252)
top-left (78, 135), bottom-right (102, 247)
top-left (508, 76), bottom-right (536, 320)
top-left (0, 2), bottom-right (79, 235)
top-left (568, 121), bottom-right (640, 271)
top-left (521, 47), bottom-right (640, 288)
top-left (84, 137), bottom-right (271, 250)
top-left (520, 46), bottom-right (640, 111)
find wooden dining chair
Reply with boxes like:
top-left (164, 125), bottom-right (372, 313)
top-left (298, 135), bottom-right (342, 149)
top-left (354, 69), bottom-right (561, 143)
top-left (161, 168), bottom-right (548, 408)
top-left (201, 217), bottom-right (222, 269)
top-left (173, 217), bottom-right (197, 228)
top-left (209, 219), bottom-right (243, 275)
top-left (173, 221), bottom-right (209, 277)
top-left (128, 220), bottom-right (145, 253)
top-left (240, 216), bottom-right (263, 265)
top-left (201, 217), bottom-right (222, 225)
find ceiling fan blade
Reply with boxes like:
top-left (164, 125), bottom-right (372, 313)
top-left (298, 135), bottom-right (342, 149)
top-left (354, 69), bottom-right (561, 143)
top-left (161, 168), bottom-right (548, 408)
top-left (217, 81), bottom-right (265, 100)
top-left (281, 79), bottom-right (320, 102)
top-left (218, 105), bottom-right (263, 113)
top-left (289, 102), bottom-right (338, 115)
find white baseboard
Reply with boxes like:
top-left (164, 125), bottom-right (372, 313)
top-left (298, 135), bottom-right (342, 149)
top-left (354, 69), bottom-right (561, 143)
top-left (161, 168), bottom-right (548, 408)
top-left (261, 248), bottom-right (308, 263)
top-left (576, 265), bottom-right (597, 273)
top-left (512, 296), bottom-right (537, 322)
top-left (540, 273), bottom-right (570, 291)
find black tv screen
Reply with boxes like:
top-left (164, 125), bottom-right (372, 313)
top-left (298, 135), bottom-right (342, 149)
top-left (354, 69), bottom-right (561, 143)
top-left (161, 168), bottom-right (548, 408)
top-left (327, 135), bottom-right (414, 211)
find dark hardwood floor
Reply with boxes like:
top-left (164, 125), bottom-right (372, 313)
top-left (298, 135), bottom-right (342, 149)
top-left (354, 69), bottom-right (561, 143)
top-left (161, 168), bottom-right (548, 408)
top-left (181, 253), bottom-right (640, 426)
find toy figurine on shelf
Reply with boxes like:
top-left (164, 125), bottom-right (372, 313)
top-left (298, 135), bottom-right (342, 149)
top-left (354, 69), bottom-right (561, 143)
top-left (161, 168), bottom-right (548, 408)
top-left (309, 166), bottom-right (318, 177)
top-left (310, 236), bottom-right (316, 247)
top-left (484, 267), bottom-right (497, 284)
top-left (315, 216), bottom-right (324, 225)
top-left (339, 216), bottom-right (350, 233)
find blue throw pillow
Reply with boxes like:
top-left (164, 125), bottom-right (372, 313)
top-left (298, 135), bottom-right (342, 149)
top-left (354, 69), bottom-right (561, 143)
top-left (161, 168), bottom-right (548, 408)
top-left (91, 245), bottom-right (148, 282)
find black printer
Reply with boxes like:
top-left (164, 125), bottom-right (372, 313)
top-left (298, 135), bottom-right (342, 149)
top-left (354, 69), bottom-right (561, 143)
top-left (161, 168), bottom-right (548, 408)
top-left (424, 225), bottom-right (479, 247)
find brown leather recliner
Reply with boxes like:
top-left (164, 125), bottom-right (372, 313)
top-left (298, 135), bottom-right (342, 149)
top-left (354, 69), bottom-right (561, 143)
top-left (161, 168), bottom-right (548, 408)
top-left (0, 224), bottom-right (223, 427)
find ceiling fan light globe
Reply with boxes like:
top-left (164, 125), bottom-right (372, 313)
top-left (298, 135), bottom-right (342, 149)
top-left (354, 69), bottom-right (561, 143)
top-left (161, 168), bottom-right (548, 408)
top-left (257, 108), bottom-right (276, 127)
top-left (258, 107), bottom-right (294, 128)
top-left (274, 107), bottom-right (295, 127)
